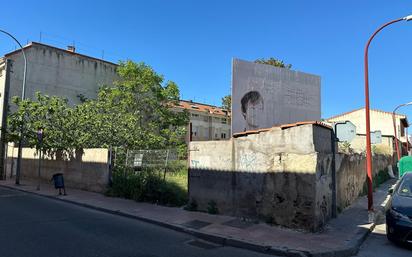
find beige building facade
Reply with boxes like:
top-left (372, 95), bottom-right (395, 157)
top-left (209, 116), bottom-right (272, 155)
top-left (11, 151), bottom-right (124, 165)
top-left (173, 100), bottom-right (231, 142)
top-left (327, 108), bottom-right (409, 155)
top-left (0, 42), bottom-right (119, 143)
top-left (0, 42), bottom-right (118, 108)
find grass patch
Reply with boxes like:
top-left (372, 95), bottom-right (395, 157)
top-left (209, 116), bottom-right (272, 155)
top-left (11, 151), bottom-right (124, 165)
top-left (165, 165), bottom-right (188, 192)
top-left (106, 163), bottom-right (188, 207)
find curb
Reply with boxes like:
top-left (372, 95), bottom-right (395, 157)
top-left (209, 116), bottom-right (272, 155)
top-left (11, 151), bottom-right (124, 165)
top-left (308, 206), bottom-right (385, 257)
top-left (0, 184), bottom-right (384, 257)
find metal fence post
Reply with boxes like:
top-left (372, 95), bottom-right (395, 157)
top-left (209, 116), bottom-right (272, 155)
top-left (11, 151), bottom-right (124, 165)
top-left (163, 149), bottom-right (170, 180)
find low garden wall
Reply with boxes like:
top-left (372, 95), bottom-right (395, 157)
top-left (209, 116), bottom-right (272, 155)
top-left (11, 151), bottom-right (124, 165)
top-left (4, 145), bottom-right (110, 192)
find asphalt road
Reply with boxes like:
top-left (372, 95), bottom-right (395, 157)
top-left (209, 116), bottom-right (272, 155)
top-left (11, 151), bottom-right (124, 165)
top-left (0, 187), bottom-right (275, 257)
top-left (355, 216), bottom-right (411, 257)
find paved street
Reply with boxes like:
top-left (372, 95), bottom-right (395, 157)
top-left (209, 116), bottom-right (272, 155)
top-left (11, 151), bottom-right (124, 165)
top-left (355, 216), bottom-right (411, 257)
top-left (0, 187), bottom-right (275, 257)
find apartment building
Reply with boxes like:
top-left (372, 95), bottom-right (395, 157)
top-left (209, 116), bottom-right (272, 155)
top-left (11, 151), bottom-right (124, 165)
top-left (173, 100), bottom-right (231, 141)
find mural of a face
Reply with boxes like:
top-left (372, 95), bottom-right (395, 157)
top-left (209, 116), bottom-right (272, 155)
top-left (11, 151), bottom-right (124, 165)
top-left (241, 91), bottom-right (264, 130)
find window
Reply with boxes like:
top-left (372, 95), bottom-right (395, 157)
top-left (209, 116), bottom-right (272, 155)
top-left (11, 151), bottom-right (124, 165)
top-left (221, 133), bottom-right (226, 139)
top-left (221, 118), bottom-right (227, 124)
top-left (203, 115), bottom-right (209, 122)
top-left (191, 113), bottom-right (199, 117)
top-left (192, 126), bottom-right (199, 137)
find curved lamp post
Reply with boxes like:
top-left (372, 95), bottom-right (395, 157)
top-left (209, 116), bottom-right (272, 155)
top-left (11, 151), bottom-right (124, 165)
top-left (408, 124), bottom-right (411, 155)
top-left (364, 15), bottom-right (412, 212)
top-left (392, 102), bottom-right (412, 161)
top-left (0, 29), bottom-right (27, 185)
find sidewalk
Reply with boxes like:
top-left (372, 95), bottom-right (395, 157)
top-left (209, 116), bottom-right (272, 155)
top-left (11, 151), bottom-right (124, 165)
top-left (0, 178), bottom-right (395, 257)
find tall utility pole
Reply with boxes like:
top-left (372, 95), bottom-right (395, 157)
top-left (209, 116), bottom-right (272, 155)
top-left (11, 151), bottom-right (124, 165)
top-left (0, 59), bottom-right (11, 179)
top-left (363, 15), bottom-right (412, 216)
top-left (0, 29), bottom-right (28, 185)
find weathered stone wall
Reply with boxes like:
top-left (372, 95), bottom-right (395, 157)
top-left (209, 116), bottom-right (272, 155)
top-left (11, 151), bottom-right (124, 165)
top-left (335, 153), bottom-right (392, 211)
top-left (4, 146), bottom-right (110, 192)
top-left (189, 123), bottom-right (394, 231)
top-left (189, 124), bottom-right (334, 231)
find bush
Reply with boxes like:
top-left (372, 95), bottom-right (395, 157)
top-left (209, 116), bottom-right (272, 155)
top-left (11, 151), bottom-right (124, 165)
top-left (338, 142), bottom-right (354, 154)
top-left (184, 198), bottom-right (198, 211)
top-left (106, 167), bottom-right (188, 207)
top-left (207, 200), bottom-right (219, 214)
top-left (357, 167), bottom-right (391, 197)
top-left (373, 168), bottom-right (390, 190)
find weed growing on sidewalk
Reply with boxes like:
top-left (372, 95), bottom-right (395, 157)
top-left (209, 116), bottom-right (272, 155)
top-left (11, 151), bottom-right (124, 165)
top-left (207, 200), bottom-right (219, 214)
top-left (184, 198), bottom-right (198, 211)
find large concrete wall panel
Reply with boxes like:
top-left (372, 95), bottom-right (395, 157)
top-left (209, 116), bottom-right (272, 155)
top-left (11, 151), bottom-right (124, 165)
top-left (232, 59), bottom-right (321, 134)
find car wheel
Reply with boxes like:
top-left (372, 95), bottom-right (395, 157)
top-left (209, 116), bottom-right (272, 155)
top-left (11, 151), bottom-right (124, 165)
top-left (386, 224), bottom-right (396, 242)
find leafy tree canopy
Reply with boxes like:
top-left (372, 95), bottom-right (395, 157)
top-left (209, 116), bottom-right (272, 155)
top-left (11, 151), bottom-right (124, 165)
top-left (221, 95), bottom-right (231, 111)
top-left (7, 61), bottom-right (189, 157)
top-left (254, 57), bottom-right (292, 69)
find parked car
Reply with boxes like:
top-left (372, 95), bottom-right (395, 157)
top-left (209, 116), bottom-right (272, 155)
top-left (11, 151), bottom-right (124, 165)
top-left (386, 172), bottom-right (412, 243)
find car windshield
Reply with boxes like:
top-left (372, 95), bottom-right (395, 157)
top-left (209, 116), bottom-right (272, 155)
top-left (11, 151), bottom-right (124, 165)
top-left (398, 175), bottom-right (412, 198)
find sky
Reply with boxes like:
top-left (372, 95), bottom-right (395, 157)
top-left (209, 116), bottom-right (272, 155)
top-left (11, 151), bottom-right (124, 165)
top-left (1, 0), bottom-right (412, 121)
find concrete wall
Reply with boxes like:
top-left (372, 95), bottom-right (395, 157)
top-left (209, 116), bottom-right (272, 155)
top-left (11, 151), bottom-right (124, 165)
top-left (189, 122), bottom-right (394, 231)
top-left (232, 59), bottom-right (321, 134)
top-left (4, 145), bottom-right (110, 192)
top-left (1, 42), bottom-right (118, 110)
top-left (335, 153), bottom-right (392, 211)
top-left (189, 124), bottom-right (333, 231)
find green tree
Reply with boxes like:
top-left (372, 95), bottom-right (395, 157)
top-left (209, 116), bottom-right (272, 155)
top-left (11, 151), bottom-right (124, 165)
top-left (254, 57), bottom-right (292, 69)
top-left (221, 95), bottom-right (231, 110)
top-left (8, 60), bottom-right (189, 157)
top-left (87, 61), bottom-right (188, 149)
top-left (8, 93), bottom-right (79, 157)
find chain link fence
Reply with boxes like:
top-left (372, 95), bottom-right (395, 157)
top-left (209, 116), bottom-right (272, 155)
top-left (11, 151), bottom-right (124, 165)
top-left (112, 148), bottom-right (183, 179)
top-left (125, 149), bottom-right (178, 169)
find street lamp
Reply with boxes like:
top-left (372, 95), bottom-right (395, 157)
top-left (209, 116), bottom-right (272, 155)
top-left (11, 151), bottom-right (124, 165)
top-left (0, 29), bottom-right (27, 185)
top-left (392, 102), bottom-right (412, 161)
top-left (408, 123), bottom-right (411, 155)
top-left (364, 15), bottom-right (412, 213)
